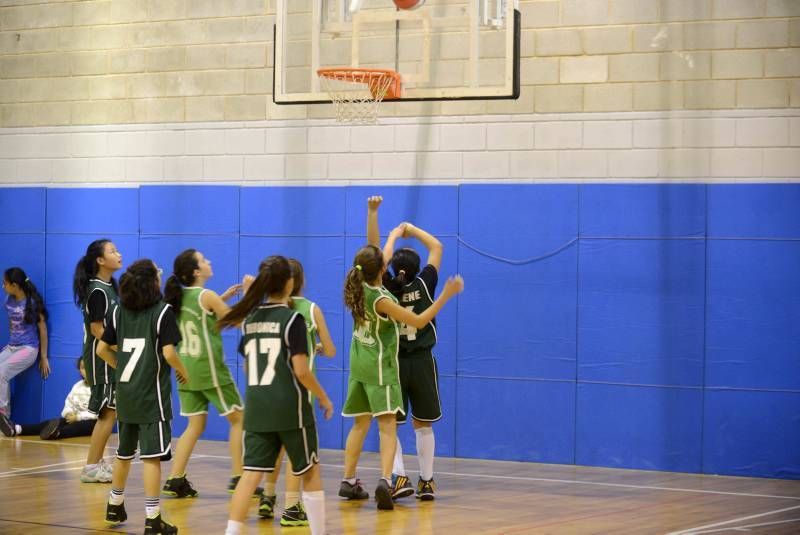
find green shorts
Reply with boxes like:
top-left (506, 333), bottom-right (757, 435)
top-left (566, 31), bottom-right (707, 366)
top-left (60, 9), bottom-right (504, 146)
top-left (87, 383), bottom-right (116, 414)
top-left (116, 421), bottom-right (172, 460)
top-left (178, 382), bottom-right (243, 417)
top-left (342, 378), bottom-right (404, 418)
top-left (243, 426), bottom-right (319, 475)
top-left (397, 351), bottom-right (442, 424)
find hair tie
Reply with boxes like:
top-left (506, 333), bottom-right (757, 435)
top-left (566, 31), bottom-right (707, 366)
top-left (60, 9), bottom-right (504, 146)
top-left (355, 265), bottom-right (362, 271)
top-left (24, 278), bottom-right (29, 282)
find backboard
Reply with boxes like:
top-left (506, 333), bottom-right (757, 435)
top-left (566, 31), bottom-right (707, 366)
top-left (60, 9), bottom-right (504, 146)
top-left (274, 0), bottom-right (520, 104)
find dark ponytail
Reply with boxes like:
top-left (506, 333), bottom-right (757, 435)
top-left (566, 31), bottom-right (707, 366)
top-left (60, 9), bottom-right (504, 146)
top-left (73, 239), bottom-right (116, 307)
top-left (164, 249), bottom-right (199, 317)
top-left (385, 247), bottom-right (421, 296)
top-left (344, 245), bottom-right (383, 326)
top-left (287, 258), bottom-right (304, 298)
top-left (4, 267), bottom-right (47, 324)
top-left (218, 256), bottom-right (292, 330)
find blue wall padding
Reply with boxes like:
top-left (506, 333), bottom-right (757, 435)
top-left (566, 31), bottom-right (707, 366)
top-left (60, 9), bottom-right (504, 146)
top-left (703, 390), bottom-right (800, 479)
top-left (578, 239), bottom-right (705, 386)
top-left (706, 240), bottom-right (800, 390)
top-left (346, 186), bottom-right (459, 237)
top-left (139, 186), bottom-right (239, 234)
top-left (575, 383), bottom-right (703, 473)
top-left (708, 184), bottom-right (800, 238)
top-left (581, 184), bottom-right (706, 238)
top-left (47, 188), bottom-right (139, 234)
top-left (240, 186), bottom-right (346, 236)
top-left (41, 356), bottom-right (82, 421)
top-left (45, 234), bottom-right (139, 359)
top-left (5, 183), bottom-right (800, 480)
top-left (455, 376), bottom-right (575, 463)
top-left (0, 188), bottom-right (45, 232)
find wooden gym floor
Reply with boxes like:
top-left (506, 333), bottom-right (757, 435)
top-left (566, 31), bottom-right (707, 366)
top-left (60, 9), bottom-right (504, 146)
top-left (1, 435), bottom-right (799, 534)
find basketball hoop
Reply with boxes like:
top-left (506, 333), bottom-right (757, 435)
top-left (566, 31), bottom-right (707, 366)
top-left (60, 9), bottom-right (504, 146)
top-left (317, 68), bottom-right (401, 124)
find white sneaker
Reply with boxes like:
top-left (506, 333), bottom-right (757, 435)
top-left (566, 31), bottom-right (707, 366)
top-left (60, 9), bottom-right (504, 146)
top-left (98, 458), bottom-right (114, 481)
top-left (81, 461), bottom-right (112, 483)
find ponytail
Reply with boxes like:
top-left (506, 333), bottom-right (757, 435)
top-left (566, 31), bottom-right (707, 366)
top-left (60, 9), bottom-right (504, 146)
top-left (4, 267), bottom-right (47, 324)
top-left (344, 245), bottom-right (384, 326)
top-left (164, 249), bottom-right (200, 317)
top-left (344, 266), bottom-right (367, 325)
top-left (386, 248), bottom-right (421, 297)
top-left (73, 239), bottom-right (114, 307)
top-left (218, 256), bottom-right (291, 330)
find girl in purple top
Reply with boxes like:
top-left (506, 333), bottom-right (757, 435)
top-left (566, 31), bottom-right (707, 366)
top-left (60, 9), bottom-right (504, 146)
top-left (0, 267), bottom-right (49, 416)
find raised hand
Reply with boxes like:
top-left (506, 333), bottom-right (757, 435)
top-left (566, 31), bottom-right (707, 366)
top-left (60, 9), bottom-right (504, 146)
top-left (367, 195), bottom-right (383, 211)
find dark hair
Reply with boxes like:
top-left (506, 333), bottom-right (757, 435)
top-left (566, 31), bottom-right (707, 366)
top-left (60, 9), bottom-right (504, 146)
top-left (4, 267), bottom-right (48, 324)
top-left (385, 247), bottom-right (421, 296)
top-left (73, 239), bottom-right (118, 307)
top-left (164, 249), bottom-right (199, 317)
top-left (344, 245), bottom-right (383, 326)
top-left (218, 256), bottom-right (292, 330)
top-left (288, 258), bottom-right (304, 297)
top-left (76, 356), bottom-right (83, 370)
top-left (119, 259), bottom-right (162, 312)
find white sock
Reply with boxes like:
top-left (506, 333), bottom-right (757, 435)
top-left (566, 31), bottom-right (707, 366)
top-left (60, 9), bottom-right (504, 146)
top-left (225, 520), bottom-right (243, 535)
top-left (303, 490), bottom-right (325, 535)
top-left (109, 488), bottom-right (124, 505)
top-left (144, 496), bottom-right (160, 519)
top-left (415, 427), bottom-right (435, 481)
top-left (264, 480), bottom-right (276, 497)
top-left (344, 476), bottom-right (356, 485)
top-left (392, 436), bottom-right (406, 476)
top-left (285, 491), bottom-right (300, 508)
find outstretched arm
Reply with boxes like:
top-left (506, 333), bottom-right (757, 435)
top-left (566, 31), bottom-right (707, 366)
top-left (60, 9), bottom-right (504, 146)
top-left (367, 195), bottom-right (382, 248)
top-left (405, 223), bottom-right (443, 271)
top-left (376, 275), bottom-right (464, 329)
top-left (382, 223), bottom-right (407, 265)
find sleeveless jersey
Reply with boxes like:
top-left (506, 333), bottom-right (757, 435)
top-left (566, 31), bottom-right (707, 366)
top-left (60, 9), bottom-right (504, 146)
top-left (176, 287), bottom-right (234, 392)
top-left (111, 302), bottom-right (174, 424)
top-left (398, 276), bottom-right (437, 353)
top-left (349, 284), bottom-right (399, 386)
top-left (291, 296), bottom-right (318, 372)
top-left (239, 304), bottom-right (313, 432)
top-left (81, 279), bottom-right (118, 386)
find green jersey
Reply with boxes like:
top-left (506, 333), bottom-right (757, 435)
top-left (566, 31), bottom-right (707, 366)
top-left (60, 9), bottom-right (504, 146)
top-left (291, 296), bottom-right (318, 372)
top-left (397, 265), bottom-right (438, 353)
top-left (104, 302), bottom-right (181, 424)
top-left (349, 284), bottom-right (400, 386)
top-left (81, 279), bottom-right (118, 386)
top-left (176, 287), bottom-right (234, 392)
top-left (239, 304), bottom-right (312, 432)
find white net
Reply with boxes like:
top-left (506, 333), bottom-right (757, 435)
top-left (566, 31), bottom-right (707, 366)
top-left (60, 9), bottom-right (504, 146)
top-left (318, 69), bottom-right (399, 124)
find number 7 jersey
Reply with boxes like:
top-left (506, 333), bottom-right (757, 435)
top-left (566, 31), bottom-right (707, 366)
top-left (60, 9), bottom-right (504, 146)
top-left (108, 302), bottom-right (178, 424)
top-left (239, 304), bottom-right (313, 432)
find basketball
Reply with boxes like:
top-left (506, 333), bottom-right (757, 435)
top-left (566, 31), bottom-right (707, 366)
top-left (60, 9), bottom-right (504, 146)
top-left (393, 0), bottom-right (426, 10)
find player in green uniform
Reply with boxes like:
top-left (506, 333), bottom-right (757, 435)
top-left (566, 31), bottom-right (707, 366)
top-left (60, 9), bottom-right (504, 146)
top-left (339, 196), bottom-right (464, 511)
top-left (96, 259), bottom-right (189, 534)
top-left (383, 222), bottom-right (444, 500)
top-left (161, 249), bottom-right (247, 498)
top-left (258, 258), bottom-right (336, 526)
top-left (73, 239), bottom-right (123, 484)
top-left (218, 256), bottom-right (333, 535)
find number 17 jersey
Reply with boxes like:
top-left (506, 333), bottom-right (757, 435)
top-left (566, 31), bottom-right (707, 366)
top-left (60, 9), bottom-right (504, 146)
top-left (239, 304), bottom-right (311, 432)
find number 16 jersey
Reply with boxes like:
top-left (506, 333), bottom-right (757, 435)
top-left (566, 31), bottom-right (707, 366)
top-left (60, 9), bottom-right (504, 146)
top-left (177, 287), bottom-right (235, 392)
top-left (239, 304), bottom-right (310, 432)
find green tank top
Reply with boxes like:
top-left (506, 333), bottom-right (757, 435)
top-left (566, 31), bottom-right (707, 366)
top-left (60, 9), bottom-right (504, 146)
top-left (81, 279), bottom-right (118, 386)
top-left (176, 287), bottom-right (234, 392)
top-left (291, 296), bottom-right (318, 372)
top-left (111, 302), bottom-right (174, 424)
top-left (239, 304), bottom-right (314, 432)
top-left (349, 284), bottom-right (399, 386)
top-left (398, 277), bottom-right (437, 353)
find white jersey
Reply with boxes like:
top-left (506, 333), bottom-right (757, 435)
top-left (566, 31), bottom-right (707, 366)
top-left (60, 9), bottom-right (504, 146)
top-left (61, 380), bottom-right (96, 421)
